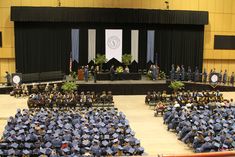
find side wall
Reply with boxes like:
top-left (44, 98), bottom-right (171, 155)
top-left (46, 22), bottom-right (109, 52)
top-left (0, 0), bottom-right (235, 82)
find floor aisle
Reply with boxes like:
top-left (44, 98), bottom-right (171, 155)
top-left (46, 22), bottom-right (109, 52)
top-left (114, 95), bottom-right (193, 155)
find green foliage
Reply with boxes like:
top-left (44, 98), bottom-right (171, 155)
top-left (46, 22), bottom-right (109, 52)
top-left (70, 71), bottom-right (77, 79)
top-left (61, 81), bottom-right (77, 92)
top-left (159, 71), bottom-right (166, 79)
top-left (169, 81), bottom-right (184, 91)
top-left (122, 54), bottom-right (132, 65)
top-left (94, 54), bottom-right (107, 65)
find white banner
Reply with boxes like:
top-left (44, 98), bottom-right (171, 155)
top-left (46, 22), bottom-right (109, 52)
top-left (105, 29), bottom-right (122, 62)
top-left (88, 29), bottom-right (96, 62)
top-left (131, 30), bottom-right (139, 62)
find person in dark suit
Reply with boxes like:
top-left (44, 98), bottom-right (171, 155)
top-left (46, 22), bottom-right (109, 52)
top-left (94, 66), bottom-right (98, 83)
top-left (5, 71), bottom-right (11, 86)
top-left (110, 65), bottom-right (115, 81)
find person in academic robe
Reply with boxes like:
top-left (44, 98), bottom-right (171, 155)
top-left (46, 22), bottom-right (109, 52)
top-left (223, 70), bottom-right (228, 84)
top-left (181, 65), bottom-right (185, 81)
top-left (84, 65), bottom-right (89, 82)
top-left (170, 64), bottom-right (175, 80)
top-left (230, 72), bottom-right (234, 86)
top-left (202, 68), bottom-right (207, 83)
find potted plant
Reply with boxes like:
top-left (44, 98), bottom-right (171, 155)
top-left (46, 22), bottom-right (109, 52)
top-left (94, 54), bottom-right (107, 72)
top-left (159, 71), bottom-right (166, 80)
top-left (61, 81), bottom-right (77, 93)
top-left (122, 54), bottom-right (132, 66)
top-left (168, 81), bottom-right (184, 92)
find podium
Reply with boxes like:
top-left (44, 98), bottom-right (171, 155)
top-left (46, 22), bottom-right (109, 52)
top-left (78, 69), bottom-right (84, 80)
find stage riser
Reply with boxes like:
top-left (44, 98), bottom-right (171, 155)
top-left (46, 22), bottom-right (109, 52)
top-left (1, 83), bottom-right (235, 95)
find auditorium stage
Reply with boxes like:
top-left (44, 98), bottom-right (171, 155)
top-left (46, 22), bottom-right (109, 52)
top-left (1, 79), bottom-right (235, 95)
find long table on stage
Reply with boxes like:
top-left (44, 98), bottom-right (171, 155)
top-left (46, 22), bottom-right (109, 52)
top-left (97, 73), bottom-right (141, 80)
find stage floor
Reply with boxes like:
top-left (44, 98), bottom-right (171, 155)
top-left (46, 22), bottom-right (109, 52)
top-left (76, 79), bottom-right (166, 84)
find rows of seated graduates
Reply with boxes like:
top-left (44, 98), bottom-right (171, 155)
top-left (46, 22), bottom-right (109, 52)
top-left (145, 90), bottom-right (224, 106)
top-left (27, 84), bottom-right (113, 109)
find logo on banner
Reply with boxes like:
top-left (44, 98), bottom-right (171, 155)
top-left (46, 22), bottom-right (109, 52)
top-left (107, 36), bottom-right (120, 49)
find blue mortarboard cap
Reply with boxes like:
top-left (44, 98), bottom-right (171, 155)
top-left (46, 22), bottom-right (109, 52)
top-left (19, 129), bottom-right (24, 134)
top-left (8, 137), bottom-right (14, 142)
top-left (93, 128), bottom-right (99, 132)
top-left (223, 123), bottom-right (229, 127)
top-left (126, 128), bottom-right (131, 133)
top-left (65, 124), bottom-right (71, 129)
top-left (213, 142), bottom-right (220, 148)
top-left (135, 140), bottom-right (140, 144)
top-left (209, 119), bottom-right (214, 124)
top-left (216, 119), bottom-right (221, 123)
top-left (47, 130), bottom-right (52, 134)
top-left (138, 147), bottom-right (144, 152)
top-left (25, 143), bottom-right (31, 148)
top-left (106, 148), bottom-right (113, 154)
top-left (10, 130), bottom-right (16, 135)
top-left (82, 140), bottom-right (90, 146)
top-left (0, 150), bottom-right (3, 155)
top-left (118, 145), bottom-right (123, 150)
top-left (130, 131), bottom-right (135, 136)
top-left (62, 148), bottom-right (70, 153)
top-left (128, 147), bottom-right (135, 154)
top-left (104, 135), bottom-right (110, 139)
top-left (199, 115), bottom-right (204, 119)
top-left (113, 133), bottom-right (119, 138)
top-left (214, 136), bottom-right (221, 142)
top-left (118, 123), bottom-right (123, 127)
top-left (11, 143), bottom-right (19, 148)
top-left (231, 141), bottom-right (235, 147)
top-left (45, 142), bottom-right (52, 148)
top-left (192, 126), bottom-right (197, 130)
top-left (8, 148), bottom-right (15, 155)
top-left (113, 139), bottom-right (118, 143)
top-left (74, 145), bottom-right (80, 151)
top-left (194, 121), bottom-right (199, 126)
top-left (40, 148), bottom-right (46, 154)
top-left (102, 140), bottom-right (109, 146)
top-left (223, 144), bottom-right (228, 149)
top-left (228, 120), bottom-right (233, 124)
top-left (94, 135), bottom-right (99, 139)
top-left (209, 130), bottom-right (215, 134)
top-left (22, 149), bottom-right (30, 155)
top-left (205, 137), bottom-right (211, 142)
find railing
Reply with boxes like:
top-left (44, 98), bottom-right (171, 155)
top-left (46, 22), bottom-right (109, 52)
top-left (162, 151), bottom-right (235, 157)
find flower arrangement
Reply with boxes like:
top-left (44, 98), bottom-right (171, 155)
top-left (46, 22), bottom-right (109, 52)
top-left (116, 66), bottom-right (124, 73)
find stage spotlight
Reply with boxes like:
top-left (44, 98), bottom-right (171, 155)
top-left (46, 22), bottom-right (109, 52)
top-left (165, 0), bottom-right (169, 10)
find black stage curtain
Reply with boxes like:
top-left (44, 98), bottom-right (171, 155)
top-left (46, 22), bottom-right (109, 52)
top-left (14, 23), bottom-right (204, 74)
top-left (156, 25), bottom-right (204, 73)
top-left (123, 29), bottom-right (131, 55)
top-left (15, 22), bottom-right (71, 74)
top-left (96, 27), bottom-right (105, 55)
top-left (138, 29), bottom-right (147, 70)
top-left (11, 7), bottom-right (208, 25)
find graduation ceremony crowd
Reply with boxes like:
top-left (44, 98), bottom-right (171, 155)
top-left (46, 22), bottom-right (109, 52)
top-left (0, 107), bottom-right (144, 156)
top-left (146, 89), bottom-right (235, 153)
